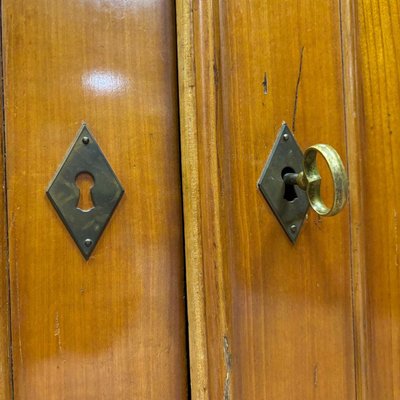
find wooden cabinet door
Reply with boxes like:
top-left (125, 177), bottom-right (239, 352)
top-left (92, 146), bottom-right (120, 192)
top-left (1, 1), bottom-right (400, 399)
top-left (0, 0), bottom-right (188, 399)
top-left (176, 0), bottom-right (400, 399)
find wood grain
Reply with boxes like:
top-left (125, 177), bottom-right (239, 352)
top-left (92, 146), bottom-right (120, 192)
top-left (3, 0), bottom-right (188, 398)
top-left (357, 1), bottom-right (400, 398)
top-left (176, 0), bottom-right (210, 398)
top-left (0, 41), bottom-right (12, 400)
top-left (341, 0), bottom-right (369, 398)
top-left (179, 0), bottom-right (356, 398)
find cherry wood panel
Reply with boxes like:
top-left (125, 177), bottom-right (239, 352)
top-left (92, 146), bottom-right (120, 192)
top-left (357, 1), bottom-right (400, 398)
top-left (178, 0), bottom-right (356, 398)
top-left (3, 0), bottom-right (187, 398)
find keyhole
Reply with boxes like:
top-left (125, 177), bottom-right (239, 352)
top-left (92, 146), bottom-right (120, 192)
top-left (281, 167), bottom-right (298, 202)
top-left (76, 172), bottom-right (95, 211)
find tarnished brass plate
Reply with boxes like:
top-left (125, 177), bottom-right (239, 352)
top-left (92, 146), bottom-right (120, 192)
top-left (47, 124), bottom-right (124, 259)
top-left (257, 124), bottom-right (309, 243)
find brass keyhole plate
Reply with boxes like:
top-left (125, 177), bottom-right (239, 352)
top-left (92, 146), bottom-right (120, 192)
top-left (46, 124), bottom-right (124, 259)
top-left (257, 124), bottom-right (309, 243)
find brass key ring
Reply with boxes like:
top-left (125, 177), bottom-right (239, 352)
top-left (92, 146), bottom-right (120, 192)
top-left (296, 144), bottom-right (348, 217)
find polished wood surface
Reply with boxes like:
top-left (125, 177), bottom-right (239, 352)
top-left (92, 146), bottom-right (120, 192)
top-left (357, 1), bottom-right (400, 398)
top-left (2, 0), bottom-right (399, 398)
top-left (0, 52), bottom-right (12, 399)
top-left (3, 0), bottom-right (187, 398)
top-left (178, 0), bottom-right (356, 398)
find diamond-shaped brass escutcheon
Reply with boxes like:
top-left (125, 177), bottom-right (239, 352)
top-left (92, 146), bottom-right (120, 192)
top-left (257, 123), bottom-right (309, 243)
top-left (47, 124), bottom-right (124, 259)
